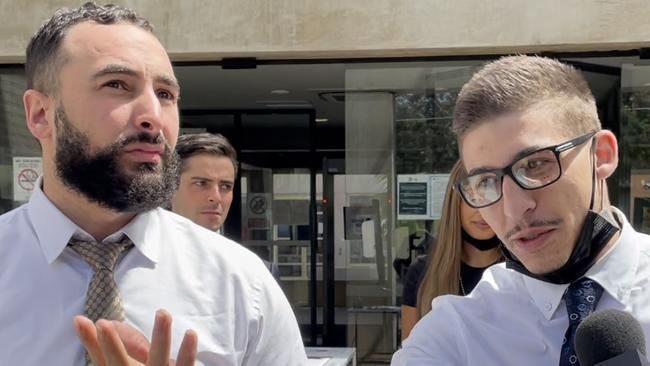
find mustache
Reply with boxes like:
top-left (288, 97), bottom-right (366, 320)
top-left (118, 132), bottom-right (165, 148)
top-left (504, 218), bottom-right (563, 241)
top-left (202, 205), bottom-right (223, 213)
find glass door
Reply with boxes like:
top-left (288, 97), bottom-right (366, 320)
top-left (237, 111), bottom-right (322, 345)
top-left (621, 63), bottom-right (650, 232)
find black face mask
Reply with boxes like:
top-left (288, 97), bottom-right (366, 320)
top-left (462, 229), bottom-right (501, 251)
top-left (503, 139), bottom-right (620, 284)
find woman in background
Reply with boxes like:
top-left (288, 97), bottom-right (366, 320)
top-left (400, 160), bottom-right (503, 340)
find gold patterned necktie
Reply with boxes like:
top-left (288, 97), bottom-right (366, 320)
top-left (68, 235), bottom-right (134, 323)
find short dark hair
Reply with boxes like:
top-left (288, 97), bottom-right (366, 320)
top-left (25, 2), bottom-right (153, 93)
top-left (452, 55), bottom-right (600, 141)
top-left (175, 133), bottom-right (238, 175)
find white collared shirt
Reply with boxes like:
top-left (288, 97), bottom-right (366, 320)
top-left (0, 183), bottom-right (307, 366)
top-left (392, 208), bottom-right (650, 366)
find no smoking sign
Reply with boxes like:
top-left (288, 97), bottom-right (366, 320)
top-left (18, 168), bottom-right (39, 191)
top-left (13, 157), bottom-right (42, 202)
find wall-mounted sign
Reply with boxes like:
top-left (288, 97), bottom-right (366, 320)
top-left (13, 157), bottom-right (42, 202)
top-left (397, 174), bottom-right (450, 220)
top-left (429, 174), bottom-right (450, 219)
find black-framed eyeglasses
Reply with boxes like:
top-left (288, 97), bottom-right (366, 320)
top-left (455, 131), bottom-right (597, 208)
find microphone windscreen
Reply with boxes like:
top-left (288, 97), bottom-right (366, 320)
top-left (575, 309), bottom-right (646, 365)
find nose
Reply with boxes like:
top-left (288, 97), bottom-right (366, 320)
top-left (207, 186), bottom-right (222, 204)
top-left (500, 175), bottom-right (536, 221)
top-left (132, 88), bottom-right (164, 134)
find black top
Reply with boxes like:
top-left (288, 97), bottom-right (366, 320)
top-left (402, 255), bottom-right (428, 307)
top-left (402, 255), bottom-right (495, 307)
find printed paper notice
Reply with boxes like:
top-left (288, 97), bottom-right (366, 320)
top-left (397, 174), bottom-right (450, 220)
top-left (430, 174), bottom-right (450, 219)
top-left (398, 175), bottom-right (431, 220)
top-left (13, 157), bottom-right (42, 202)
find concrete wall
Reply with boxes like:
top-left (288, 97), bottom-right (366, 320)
top-left (1, 0), bottom-right (650, 63)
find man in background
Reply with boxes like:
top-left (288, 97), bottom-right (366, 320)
top-left (171, 133), bottom-right (236, 232)
top-left (171, 132), bottom-right (281, 279)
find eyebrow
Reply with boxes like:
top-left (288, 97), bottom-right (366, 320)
top-left (190, 176), bottom-right (213, 182)
top-left (466, 144), bottom-right (545, 176)
top-left (91, 64), bottom-right (180, 90)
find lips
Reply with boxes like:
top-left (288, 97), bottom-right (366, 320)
top-left (472, 220), bottom-right (491, 229)
top-left (123, 143), bottom-right (164, 153)
top-left (123, 144), bottom-right (164, 163)
top-left (511, 227), bottom-right (556, 253)
top-left (201, 210), bottom-right (222, 216)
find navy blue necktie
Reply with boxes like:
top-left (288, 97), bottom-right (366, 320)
top-left (559, 277), bottom-right (604, 366)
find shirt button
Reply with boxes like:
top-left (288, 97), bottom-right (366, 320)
top-left (544, 303), bottom-right (552, 311)
top-left (541, 342), bottom-right (548, 352)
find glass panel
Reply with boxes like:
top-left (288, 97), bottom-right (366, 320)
top-left (180, 113), bottom-right (235, 139)
top-left (343, 79), bottom-right (396, 361)
top-left (621, 63), bottom-right (650, 234)
top-left (342, 63), bottom-right (482, 362)
top-left (242, 113), bottom-right (310, 150)
top-left (241, 163), bottom-right (322, 343)
top-left (238, 112), bottom-right (321, 344)
top-left (0, 68), bottom-right (39, 214)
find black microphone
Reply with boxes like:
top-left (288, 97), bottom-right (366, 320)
top-left (575, 309), bottom-right (649, 365)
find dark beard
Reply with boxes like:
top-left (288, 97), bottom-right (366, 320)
top-left (54, 107), bottom-right (180, 212)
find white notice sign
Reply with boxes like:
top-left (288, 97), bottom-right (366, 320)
top-left (397, 174), bottom-right (450, 220)
top-left (397, 175), bottom-right (431, 220)
top-left (13, 157), bottom-right (42, 202)
top-left (430, 174), bottom-right (450, 219)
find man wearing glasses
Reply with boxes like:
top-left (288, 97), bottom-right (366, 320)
top-left (392, 56), bottom-right (650, 365)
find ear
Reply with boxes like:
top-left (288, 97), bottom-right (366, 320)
top-left (23, 89), bottom-right (55, 141)
top-left (594, 130), bottom-right (618, 180)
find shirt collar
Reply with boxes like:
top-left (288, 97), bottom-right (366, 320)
top-left (28, 178), bottom-right (81, 264)
top-left (523, 274), bottom-right (568, 321)
top-left (523, 207), bottom-right (638, 320)
top-left (120, 208), bottom-right (161, 263)
top-left (28, 177), bottom-right (160, 264)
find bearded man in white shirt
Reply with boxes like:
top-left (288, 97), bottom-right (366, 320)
top-left (0, 2), bottom-right (307, 365)
top-left (392, 56), bottom-right (650, 365)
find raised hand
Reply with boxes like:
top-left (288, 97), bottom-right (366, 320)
top-left (74, 309), bottom-right (198, 366)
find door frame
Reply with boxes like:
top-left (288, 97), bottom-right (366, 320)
top-left (180, 108), bottom-right (324, 345)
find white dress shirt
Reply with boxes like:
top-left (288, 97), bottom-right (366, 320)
top-left (0, 183), bottom-right (307, 365)
top-left (392, 208), bottom-right (650, 366)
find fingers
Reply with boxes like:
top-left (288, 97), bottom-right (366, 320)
top-left (74, 315), bottom-right (106, 366)
top-left (147, 310), bottom-right (173, 366)
top-left (174, 330), bottom-right (198, 366)
top-left (96, 319), bottom-right (131, 365)
top-left (75, 310), bottom-right (197, 366)
top-left (112, 320), bottom-right (151, 363)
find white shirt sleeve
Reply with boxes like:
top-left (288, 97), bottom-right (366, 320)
top-left (242, 267), bottom-right (308, 365)
top-left (391, 297), bottom-right (465, 366)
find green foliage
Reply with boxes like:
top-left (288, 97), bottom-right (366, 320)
top-left (394, 92), bottom-right (459, 175)
top-left (622, 90), bottom-right (650, 169)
